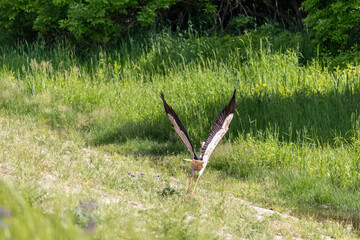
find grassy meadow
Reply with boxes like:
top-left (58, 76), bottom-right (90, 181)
top-left (1, 29), bottom-right (360, 238)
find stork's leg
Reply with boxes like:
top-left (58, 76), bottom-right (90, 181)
top-left (184, 170), bottom-right (194, 201)
top-left (190, 173), bottom-right (202, 197)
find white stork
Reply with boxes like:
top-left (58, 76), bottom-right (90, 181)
top-left (160, 90), bottom-right (236, 198)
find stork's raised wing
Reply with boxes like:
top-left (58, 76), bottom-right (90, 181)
top-left (201, 90), bottom-right (236, 162)
top-left (160, 92), bottom-right (197, 159)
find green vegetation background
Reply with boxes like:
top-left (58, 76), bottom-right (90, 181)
top-left (1, 0), bottom-right (360, 239)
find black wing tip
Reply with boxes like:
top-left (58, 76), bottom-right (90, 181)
top-left (231, 89), bottom-right (236, 100)
top-left (228, 89), bottom-right (236, 113)
top-left (160, 91), bottom-right (171, 113)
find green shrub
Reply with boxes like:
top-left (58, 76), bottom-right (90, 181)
top-left (0, 0), bottom-right (175, 43)
top-left (0, 0), bottom-right (307, 44)
top-left (302, 0), bottom-right (360, 54)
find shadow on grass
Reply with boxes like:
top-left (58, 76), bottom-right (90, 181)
top-left (93, 87), bottom-right (360, 150)
top-left (275, 172), bottom-right (360, 232)
top-left (92, 121), bottom-right (189, 156)
top-left (294, 206), bottom-right (360, 233)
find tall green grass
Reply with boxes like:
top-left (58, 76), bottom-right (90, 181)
top-left (1, 29), bottom-right (360, 226)
top-left (1, 32), bottom-right (360, 146)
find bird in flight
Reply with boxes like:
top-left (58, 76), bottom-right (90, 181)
top-left (160, 90), bottom-right (236, 198)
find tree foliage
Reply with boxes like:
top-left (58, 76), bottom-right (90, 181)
top-left (302, 0), bottom-right (360, 53)
top-left (0, 0), bottom-right (176, 43)
top-left (0, 0), bottom-right (307, 44)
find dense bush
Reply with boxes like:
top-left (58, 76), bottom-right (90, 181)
top-left (302, 0), bottom-right (360, 54)
top-left (0, 0), bottom-right (175, 43)
top-left (0, 0), bottom-right (305, 44)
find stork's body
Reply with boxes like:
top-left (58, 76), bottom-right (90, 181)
top-left (160, 90), bottom-right (236, 198)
